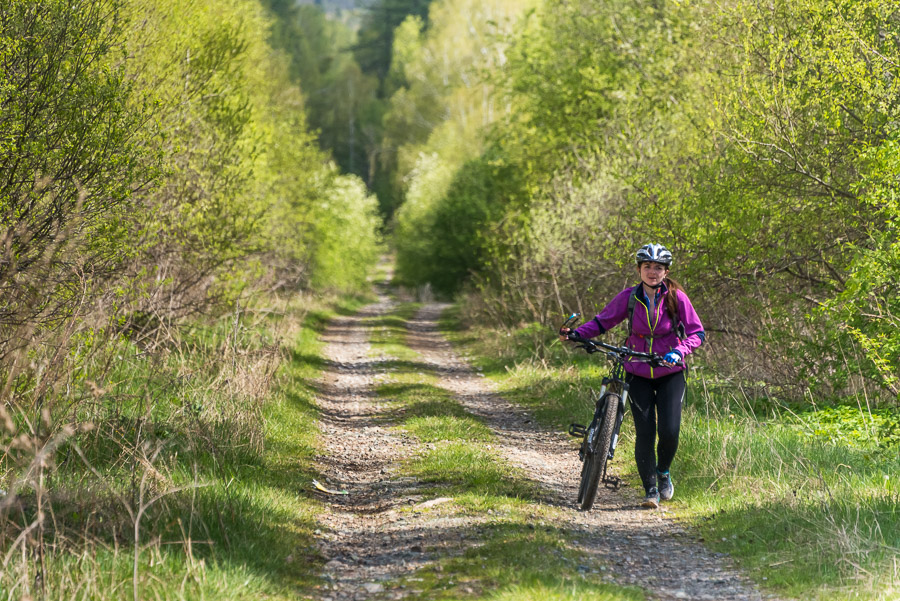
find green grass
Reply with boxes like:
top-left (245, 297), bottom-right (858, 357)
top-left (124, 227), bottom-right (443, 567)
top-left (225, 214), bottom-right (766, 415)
top-left (675, 392), bottom-right (900, 600)
top-left (379, 371), bottom-right (494, 443)
top-left (406, 415), bottom-right (494, 442)
top-left (367, 302), bottom-right (422, 361)
top-left (1, 295), bottom-right (365, 600)
top-left (440, 306), bottom-right (900, 601)
top-left (400, 521), bottom-right (645, 601)
top-left (410, 440), bottom-right (536, 498)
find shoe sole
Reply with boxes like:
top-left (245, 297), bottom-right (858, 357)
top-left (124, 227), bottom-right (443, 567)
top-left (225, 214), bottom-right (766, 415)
top-left (660, 487), bottom-right (674, 501)
top-left (640, 498), bottom-right (660, 509)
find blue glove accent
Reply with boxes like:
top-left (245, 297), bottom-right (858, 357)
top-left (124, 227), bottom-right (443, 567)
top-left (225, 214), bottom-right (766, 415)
top-left (664, 350), bottom-right (683, 364)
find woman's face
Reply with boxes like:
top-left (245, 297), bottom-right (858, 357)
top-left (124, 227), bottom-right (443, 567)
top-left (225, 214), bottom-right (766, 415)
top-left (638, 262), bottom-right (669, 288)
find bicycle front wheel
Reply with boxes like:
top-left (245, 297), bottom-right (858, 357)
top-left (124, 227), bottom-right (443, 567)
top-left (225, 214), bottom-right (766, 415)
top-left (579, 393), bottom-right (620, 511)
top-left (577, 447), bottom-right (592, 505)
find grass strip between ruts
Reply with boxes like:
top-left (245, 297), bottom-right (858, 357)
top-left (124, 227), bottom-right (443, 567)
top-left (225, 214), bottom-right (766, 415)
top-left (369, 302), bottom-right (646, 601)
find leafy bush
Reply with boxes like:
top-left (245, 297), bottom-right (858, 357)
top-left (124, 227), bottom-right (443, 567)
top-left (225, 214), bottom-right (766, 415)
top-left (790, 405), bottom-right (900, 452)
top-left (309, 173), bottom-right (384, 292)
top-left (822, 136), bottom-right (900, 398)
top-left (0, 0), bottom-right (152, 335)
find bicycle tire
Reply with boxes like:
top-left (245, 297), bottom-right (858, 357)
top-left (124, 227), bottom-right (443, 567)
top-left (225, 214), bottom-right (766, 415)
top-left (579, 393), bottom-right (620, 511)
top-left (577, 448), bottom-right (592, 504)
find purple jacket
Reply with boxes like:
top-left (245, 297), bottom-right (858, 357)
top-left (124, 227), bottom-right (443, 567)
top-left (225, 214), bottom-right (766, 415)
top-left (574, 281), bottom-right (705, 379)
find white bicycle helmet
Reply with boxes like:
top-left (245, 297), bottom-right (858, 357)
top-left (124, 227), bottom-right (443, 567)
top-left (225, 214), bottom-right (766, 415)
top-left (635, 243), bottom-right (673, 266)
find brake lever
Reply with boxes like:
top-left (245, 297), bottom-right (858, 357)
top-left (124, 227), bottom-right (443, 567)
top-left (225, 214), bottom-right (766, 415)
top-left (561, 312), bottom-right (580, 330)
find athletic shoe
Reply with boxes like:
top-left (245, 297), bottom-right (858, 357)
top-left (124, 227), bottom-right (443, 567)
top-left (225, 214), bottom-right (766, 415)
top-left (658, 470), bottom-right (674, 501)
top-left (641, 487), bottom-right (660, 508)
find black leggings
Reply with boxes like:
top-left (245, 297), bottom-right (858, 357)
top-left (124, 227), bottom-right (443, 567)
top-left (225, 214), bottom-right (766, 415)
top-left (627, 371), bottom-right (686, 492)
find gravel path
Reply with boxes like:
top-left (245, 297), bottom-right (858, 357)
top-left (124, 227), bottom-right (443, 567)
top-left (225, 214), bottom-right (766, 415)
top-left (308, 295), bottom-right (786, 601)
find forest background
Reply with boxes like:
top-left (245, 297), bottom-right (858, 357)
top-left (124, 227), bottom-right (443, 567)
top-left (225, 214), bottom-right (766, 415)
top-left (2, 0), bottom-right (899, 598)
top-left (275, 0), bottom-right (900, 406)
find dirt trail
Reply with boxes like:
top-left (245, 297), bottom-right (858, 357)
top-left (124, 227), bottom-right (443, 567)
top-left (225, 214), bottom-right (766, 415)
top-left (309, 295), bottom-right (784, 601)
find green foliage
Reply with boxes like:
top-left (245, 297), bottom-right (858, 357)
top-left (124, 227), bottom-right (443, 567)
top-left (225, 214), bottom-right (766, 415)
top-left (395, 151), bottom-right (523, 294)
top-left (384, 0), bottom-right (536, 289)
top-left (353, 0), bottom-right (433, 92)
top-left (263, 2), bottom-right (384, 181)
top-left (790, 404), bottom-right (900, 451)
top-left (823, 135), bottom-right (900, 397)
top-left (684, 0), bottom-right (900, 395)
top-left (454, 0), bottom-right (715, 324)
top-left (392, 0), bottom-right (900, 400)
top-left (122, 0), bottom-right (283, 313)
top-left (119, 0), bottom-right (381, 305)
top-left (308, 174), bottom-right (383, 292)
top-left (0, 0), bottom-right (152, 330)
top-left (392, 151), bottom-right (457, 287)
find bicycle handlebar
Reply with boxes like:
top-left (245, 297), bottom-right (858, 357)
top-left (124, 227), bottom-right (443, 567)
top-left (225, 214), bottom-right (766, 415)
top-left (560, 314), bottom-right (678, 367)
top-left (565, 331), bottom-right (664, 363)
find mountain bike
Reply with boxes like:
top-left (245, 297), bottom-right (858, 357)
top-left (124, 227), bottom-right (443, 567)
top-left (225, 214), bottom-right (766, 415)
top-left (560, 313), bottom-right (669, 511)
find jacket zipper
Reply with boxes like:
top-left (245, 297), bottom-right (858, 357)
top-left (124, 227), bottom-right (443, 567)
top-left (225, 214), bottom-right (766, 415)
top-left (637, 295), bottom-right (662, 378)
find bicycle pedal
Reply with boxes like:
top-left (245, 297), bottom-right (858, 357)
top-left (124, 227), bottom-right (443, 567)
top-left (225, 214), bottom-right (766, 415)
top-left (568, 423), bottom-right (586, 437)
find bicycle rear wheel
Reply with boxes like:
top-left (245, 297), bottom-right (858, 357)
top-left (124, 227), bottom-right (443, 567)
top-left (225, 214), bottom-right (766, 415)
top-left (579, 393), bottom-right (620, 511)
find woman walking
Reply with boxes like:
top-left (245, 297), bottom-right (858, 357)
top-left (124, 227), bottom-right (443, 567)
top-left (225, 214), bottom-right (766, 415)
top-left (559, 244), bottom-right (705, 508)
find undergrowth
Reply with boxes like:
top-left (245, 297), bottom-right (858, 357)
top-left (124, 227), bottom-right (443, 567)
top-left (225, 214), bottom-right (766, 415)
top-left (0, 293), bottom-right (367, 600)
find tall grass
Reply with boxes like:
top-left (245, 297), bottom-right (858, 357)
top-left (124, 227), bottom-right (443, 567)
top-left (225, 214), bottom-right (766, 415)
top-left (0, 293), bottom-right (366, 600)
top-left (676, 388), bottom-right (900, 600)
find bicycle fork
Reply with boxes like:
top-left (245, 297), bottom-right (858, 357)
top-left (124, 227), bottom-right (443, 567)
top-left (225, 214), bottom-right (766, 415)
top-left (568, 384), bottom-right (608, 460)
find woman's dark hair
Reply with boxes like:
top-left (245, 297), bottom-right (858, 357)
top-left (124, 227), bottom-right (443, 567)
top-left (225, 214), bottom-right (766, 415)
top-left (664, 277), bottom-right (682, 325)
